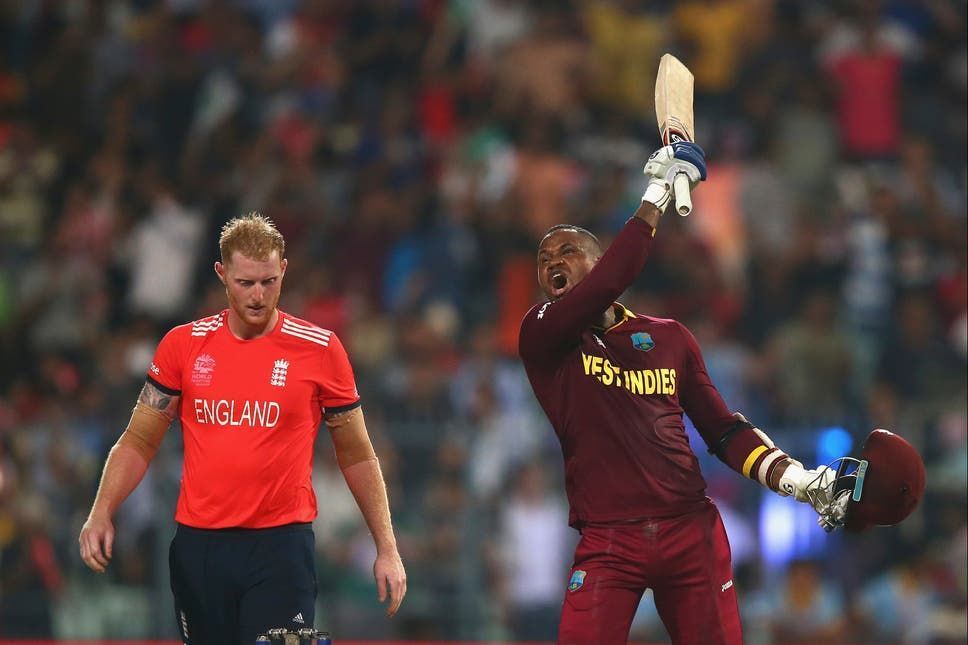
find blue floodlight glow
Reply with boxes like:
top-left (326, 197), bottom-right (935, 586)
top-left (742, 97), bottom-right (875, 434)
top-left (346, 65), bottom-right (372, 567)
top-left (759, 491), bottom-right (830, 571)
top-left (817, 426), bottom-right (853, 466)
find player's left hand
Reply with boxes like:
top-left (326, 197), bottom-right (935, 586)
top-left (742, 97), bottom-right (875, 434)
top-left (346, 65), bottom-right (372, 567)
top-left (779, 461), bottom-right (846, 531)
top-left (373, 549), bottom-right (407, 617)
top-left (816, 490), bottom-right (849, 532)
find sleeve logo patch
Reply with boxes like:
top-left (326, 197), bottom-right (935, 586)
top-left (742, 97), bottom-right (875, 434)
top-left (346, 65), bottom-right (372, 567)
top-left (567, 569), bottom-right (587, 592)
top-left (630, 332), bottom-right (655, 352)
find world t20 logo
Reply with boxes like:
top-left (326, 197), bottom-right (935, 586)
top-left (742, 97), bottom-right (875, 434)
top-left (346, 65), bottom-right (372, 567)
top-left (191, 354), bottom-right (216, 386)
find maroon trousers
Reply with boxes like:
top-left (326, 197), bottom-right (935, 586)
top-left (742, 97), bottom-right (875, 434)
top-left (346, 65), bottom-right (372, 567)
top-left (558, 500), bottom-right (743, 645)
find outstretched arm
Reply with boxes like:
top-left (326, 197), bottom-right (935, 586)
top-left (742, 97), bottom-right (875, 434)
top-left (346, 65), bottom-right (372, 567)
top-left (327, 407), bottom-right (406, 616)
top-left (677, 323), bottom-right (842, 529)
top-left (79, 382), bottom-right (176, 572)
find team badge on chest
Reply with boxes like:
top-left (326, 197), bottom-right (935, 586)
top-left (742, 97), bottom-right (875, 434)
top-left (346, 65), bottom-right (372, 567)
top-left (270, 359), bottom-right (289, 387)
top-left (630, 332), bottom-right (655, 352)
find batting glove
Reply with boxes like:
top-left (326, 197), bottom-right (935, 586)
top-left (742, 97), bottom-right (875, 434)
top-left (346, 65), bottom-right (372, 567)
top-left (778, 461), bottom-right (846, 531)
top-left (641, 142), bottom-right (707, 212)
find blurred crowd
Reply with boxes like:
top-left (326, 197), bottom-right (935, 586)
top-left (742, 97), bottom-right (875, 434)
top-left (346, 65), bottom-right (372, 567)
top-left (0, 0), bottom-right (965, 642)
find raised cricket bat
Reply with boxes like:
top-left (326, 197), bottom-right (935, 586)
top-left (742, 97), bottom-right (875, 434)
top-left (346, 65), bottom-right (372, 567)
top-left (654, 53), bottom-right (696, 216)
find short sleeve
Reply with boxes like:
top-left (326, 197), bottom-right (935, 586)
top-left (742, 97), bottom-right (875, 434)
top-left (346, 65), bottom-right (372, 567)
top-left (147, 327), bottom-right (186, 395)
top-left (319, 333), bottom-right (361, 413)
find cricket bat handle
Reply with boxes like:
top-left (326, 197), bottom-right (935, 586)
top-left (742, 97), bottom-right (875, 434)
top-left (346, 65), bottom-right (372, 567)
top-left (672, 172), bottom-right (692, 216)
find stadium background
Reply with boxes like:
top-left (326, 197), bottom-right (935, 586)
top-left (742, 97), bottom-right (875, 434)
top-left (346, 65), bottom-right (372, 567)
top-left (0, 0), bottom-right (965, 643)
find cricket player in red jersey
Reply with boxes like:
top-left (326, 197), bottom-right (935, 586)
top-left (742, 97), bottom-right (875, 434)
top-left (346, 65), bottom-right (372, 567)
top-left (519, 143), bottom-right (838, 644)
top-left (79, 214), bottom-right (406, 643)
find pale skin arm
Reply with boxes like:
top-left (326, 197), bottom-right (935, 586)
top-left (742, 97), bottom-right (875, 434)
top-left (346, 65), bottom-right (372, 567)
top-left (78, 382), bottom-right (177, 573)
top-left (327, 407), bottom-right (406, 616)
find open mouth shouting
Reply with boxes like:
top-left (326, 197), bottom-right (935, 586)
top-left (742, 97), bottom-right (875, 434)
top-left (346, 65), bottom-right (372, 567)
top-left (549, 270), bottom-right (569, 298)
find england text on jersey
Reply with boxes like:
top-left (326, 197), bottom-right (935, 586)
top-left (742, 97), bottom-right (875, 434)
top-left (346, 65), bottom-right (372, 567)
top-left (192, 398), bottom-right (281, 428)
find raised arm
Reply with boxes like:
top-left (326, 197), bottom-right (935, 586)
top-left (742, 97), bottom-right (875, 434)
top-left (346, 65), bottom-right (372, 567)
top-left (326, 406), bottom-right (406, 616)
top-left (79, 381), bottom-right (177, 572)
top-left (519, 210), bottom-right (658, 361)
top-left (519, 143), bottom-right (706, 362)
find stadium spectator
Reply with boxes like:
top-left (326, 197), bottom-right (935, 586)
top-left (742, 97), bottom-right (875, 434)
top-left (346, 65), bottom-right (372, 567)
top-left (0, 1), bottom-right (962, 640)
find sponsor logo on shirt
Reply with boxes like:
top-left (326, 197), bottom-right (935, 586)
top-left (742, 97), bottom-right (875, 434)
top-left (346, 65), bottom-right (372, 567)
top-left (149, 362), bottom-right (161, 375)
top-left (191, 354), bottom-right (216, 387)
top-left (193, 398), bottom-right (281, 428)
top-left (536, 302), bottom-right (551, 319)
top-left (581, 352), bottom-right (677, 396)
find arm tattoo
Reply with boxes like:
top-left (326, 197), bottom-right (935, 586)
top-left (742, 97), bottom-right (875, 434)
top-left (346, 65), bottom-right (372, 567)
top-left (325, 406), bottom-right (362, 428)
top-left (138, 382), bottom-right (180, 420)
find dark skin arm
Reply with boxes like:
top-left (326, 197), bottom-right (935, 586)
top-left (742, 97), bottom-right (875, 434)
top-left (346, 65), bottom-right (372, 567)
top-left (634, 201), bottom-right (663, 229)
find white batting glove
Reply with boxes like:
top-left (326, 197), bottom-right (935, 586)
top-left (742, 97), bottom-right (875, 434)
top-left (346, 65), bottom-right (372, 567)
top-left (776, 460), bottom-right (832, 500)
top-left (778, 461), bottom-right (846, 531)
top-left (641, 143), bottom-right (707, 213)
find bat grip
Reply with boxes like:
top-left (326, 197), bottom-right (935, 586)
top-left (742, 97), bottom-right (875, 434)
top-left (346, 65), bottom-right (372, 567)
top-left (672, 172), bottom-right (692, 216)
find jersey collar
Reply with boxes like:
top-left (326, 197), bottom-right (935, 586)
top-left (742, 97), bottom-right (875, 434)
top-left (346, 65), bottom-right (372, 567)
top-left (593, 302), bottom-right (636, 333)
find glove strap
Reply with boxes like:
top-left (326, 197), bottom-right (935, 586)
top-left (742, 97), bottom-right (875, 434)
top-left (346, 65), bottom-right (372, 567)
top-left (776, 460), bottom-right (808, 499)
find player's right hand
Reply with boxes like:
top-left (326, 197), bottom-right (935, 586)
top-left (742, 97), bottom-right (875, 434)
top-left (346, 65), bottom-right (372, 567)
top-left (79, 513), bottom-right (115, 573)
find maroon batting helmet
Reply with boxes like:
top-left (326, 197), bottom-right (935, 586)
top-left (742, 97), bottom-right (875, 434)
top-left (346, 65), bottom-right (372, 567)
top-left (809, 429), bottom-right (926, 532)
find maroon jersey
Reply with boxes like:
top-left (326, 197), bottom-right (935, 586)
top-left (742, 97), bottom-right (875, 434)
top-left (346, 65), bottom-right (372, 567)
top-left (520, 218), bottom-right (735, 526)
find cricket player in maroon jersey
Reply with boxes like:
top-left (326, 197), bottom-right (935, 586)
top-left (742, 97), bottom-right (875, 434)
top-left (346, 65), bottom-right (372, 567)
top-left (519, 143), bottom-right (838, 644)
top-left (79, 214), bottom-right (406, 644)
